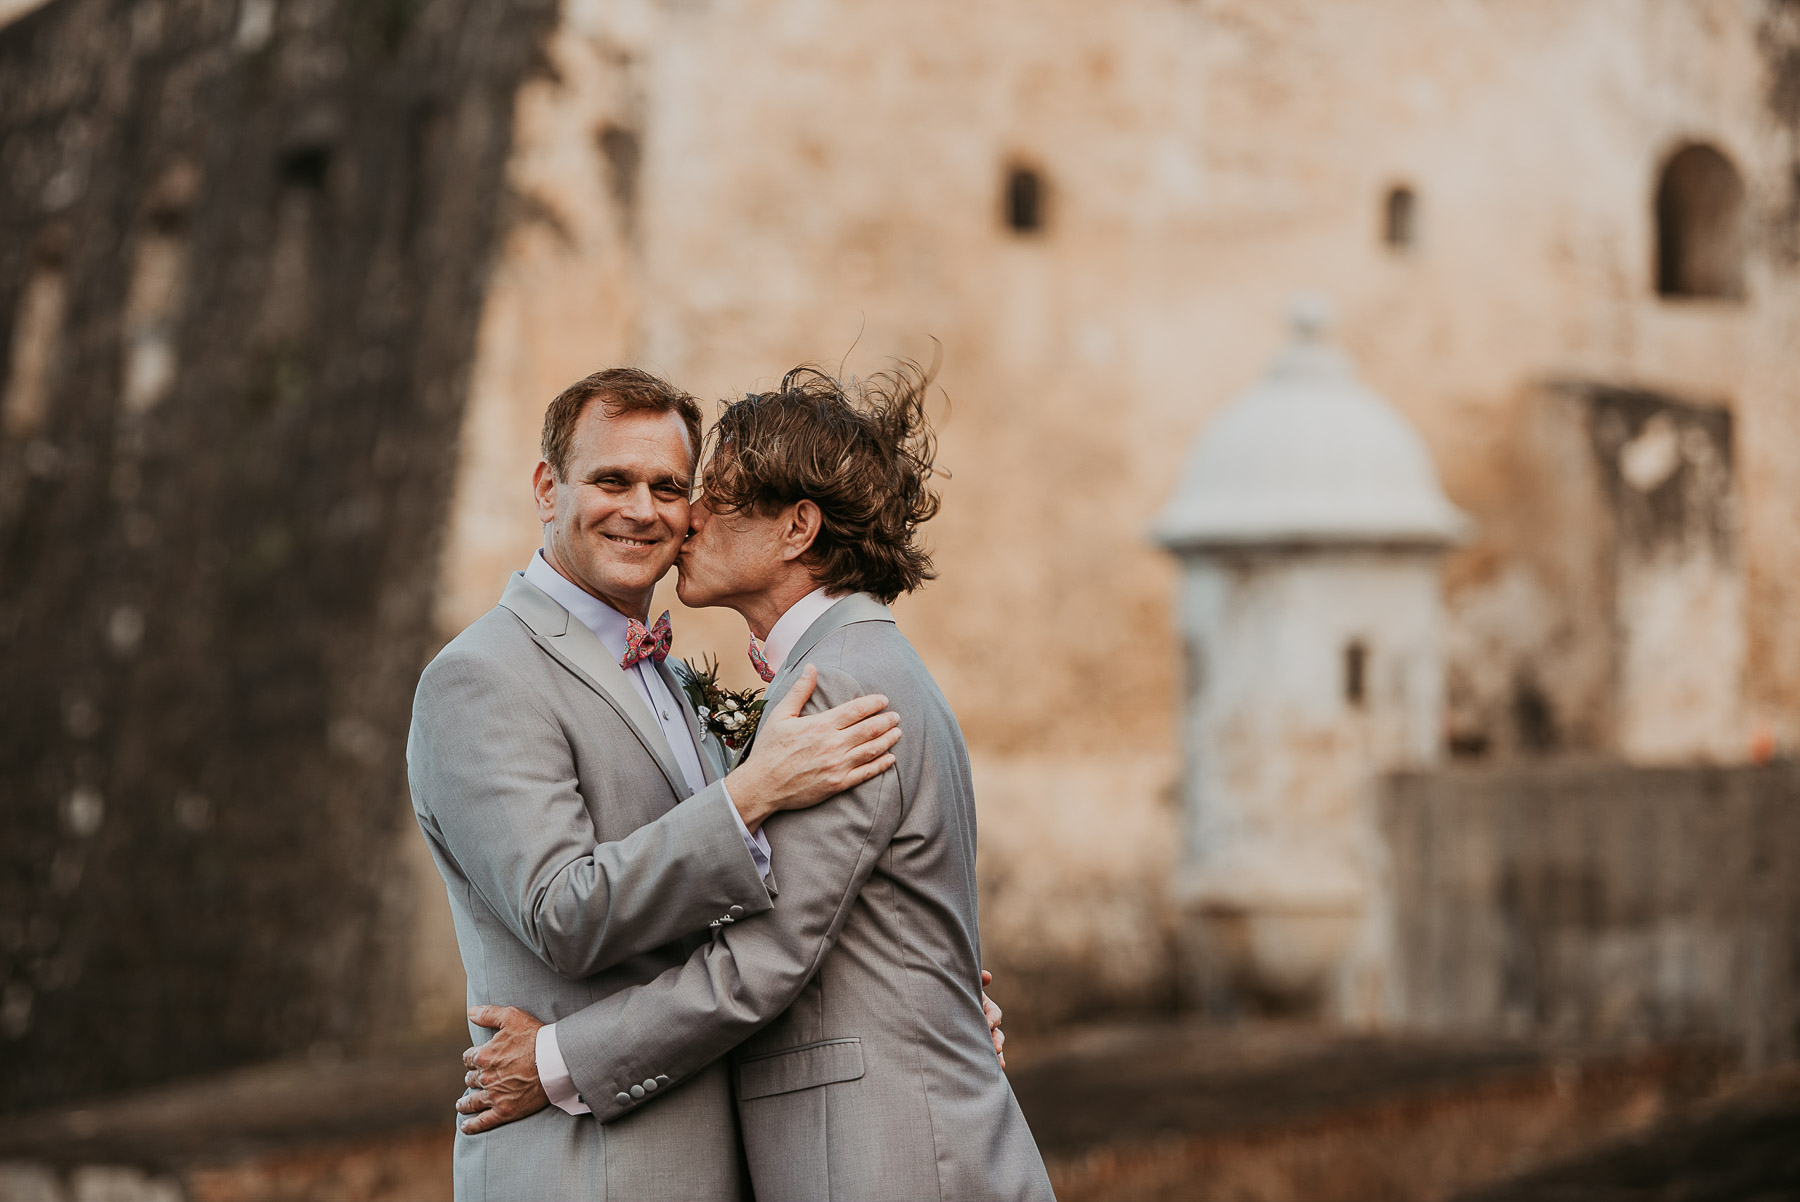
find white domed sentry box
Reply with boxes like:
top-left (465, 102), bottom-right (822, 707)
top-left (1153, 296), bottom-right (1468, 1024)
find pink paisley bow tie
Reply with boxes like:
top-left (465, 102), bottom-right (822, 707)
top-left (748, 638), bottom-right (776, 683)
top-left (622, 611), bottom-right (673, 669)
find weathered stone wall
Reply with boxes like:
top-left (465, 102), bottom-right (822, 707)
top-left (1448, 383), bottom-right (1744, 762)
top-left (12, 0), bottom-right (1794, 1074)
top-left (0, 0), bottom-right (554, 1107)
top-left (420, 0), bottom-right (1800, 1031)
top-left (1380, 761), bottom-right (1800, 1067)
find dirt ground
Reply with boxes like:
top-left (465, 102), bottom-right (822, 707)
top-left (1, 1021), bottom-right (1792, 1202)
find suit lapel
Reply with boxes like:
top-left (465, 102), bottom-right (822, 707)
top-left (655, 659), bottom-right (724, 785)
top-left (498, 573), bottom-right (692, 799)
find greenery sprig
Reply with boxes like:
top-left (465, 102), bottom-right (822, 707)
top-left (674, 654), bottom-right (766, 752)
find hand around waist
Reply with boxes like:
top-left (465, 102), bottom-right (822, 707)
top-left (457, 1004), bottom-right (550, 1135)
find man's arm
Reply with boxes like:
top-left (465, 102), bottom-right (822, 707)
top-left (457, 977), bottom-right (1007, 1132)
top-left (412, 647), bottom-right (901, 983)
top-left (409, 649), bottom-right (772, 980)
top-left (554, 663), bottom-right (906, 1122)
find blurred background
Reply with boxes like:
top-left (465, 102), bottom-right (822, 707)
top-left (2, 0), bottom-right (1798, 1198)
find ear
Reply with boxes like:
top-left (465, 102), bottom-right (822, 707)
top-left (531, 459), bottom-right (558, 525)
top-left (780, 499), bottom-right (823, 562)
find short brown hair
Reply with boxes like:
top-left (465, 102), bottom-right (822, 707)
top-left (540, 368), bottom-right (704, 480)
top-left (703, 363), bottom-right (943, 603)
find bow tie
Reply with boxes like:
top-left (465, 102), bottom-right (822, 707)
top-left (622, 611), bottom-right (673, 669)
top-left (748, 638), bottom-right (775, 683)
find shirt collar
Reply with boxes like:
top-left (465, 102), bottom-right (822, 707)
top-left (762, 586), bottom-right (847, 676)
top-left (524, 549), bottom-right (636, 659)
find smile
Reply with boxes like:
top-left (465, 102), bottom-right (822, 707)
top-left (605, 535), bottom-right (659, 548)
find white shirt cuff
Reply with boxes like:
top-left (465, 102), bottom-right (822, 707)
top-left (536, 1022), bottom-right (590, 1115)
top-left (719, 780), bottom-right (773, 880)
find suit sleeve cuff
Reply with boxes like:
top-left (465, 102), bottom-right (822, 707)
top-left (537, 1022), bottom-right (590, 1115)
top-left (719, 779), bottom-right (773, 880)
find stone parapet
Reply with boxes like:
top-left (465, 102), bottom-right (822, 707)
top-left (1380, 760), bottom-right (1800, 1066)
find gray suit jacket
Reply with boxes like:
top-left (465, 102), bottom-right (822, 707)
top-left (555, 595), bottom-right (1056, 1202)
top-left (407, 572), bottom-right (771, 1202)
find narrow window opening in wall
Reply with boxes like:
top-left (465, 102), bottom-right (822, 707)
top-left (122, 227), bottom-right (189, 416)
top-left (257, 149), bottom-right (330, 351)
top-left (2, 232), bottom-right (70, 440)
top-left (122, 167), bottom-right (198, 415)
top-left (598, 124), bottom-right (642, 223)
top-left (1383, 185), bottom-right (1417, 250)
top-left (1005, 165), bottom-right (1045, 234)
top-left (279, 145), bottom-right (332, 191)
top-left (1343, 640), bottom-right (1368, 707)
top-left (1655, 143), bottom-right (1745, 300)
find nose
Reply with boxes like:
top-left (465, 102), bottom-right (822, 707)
top-left (687, 503), bottom-right (710, 537)
top-left (620, 482), bottom-right (656, 523)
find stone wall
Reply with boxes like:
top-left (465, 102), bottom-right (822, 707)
top-left (1447, 383), bottom-right (1744, 761)
top-left (0, 0), bottom-right (554, 1108)
top-left (8, 0), bottom-right (1800, 1088)
top-left (418, 0), bottom-right (1800, 1033)
top-left (1380, 761), bottom-right (1800, 1067)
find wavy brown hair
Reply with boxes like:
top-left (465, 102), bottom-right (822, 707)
top-left (703, 362), bottom-right (944, 603)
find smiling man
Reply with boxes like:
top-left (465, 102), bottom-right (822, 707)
top-left (406, 368), bottom-right (904, 1202)
top-left (456, 364), bottom-right (1055, 1202)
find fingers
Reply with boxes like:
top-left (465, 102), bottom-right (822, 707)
top-left (467, 1005), bottom-right (506, 1030)
top-left (840, 710), bottom-right (901, 750)
top-left (980, 975), bottom-right (1006, 1063)
top-left (766, 665), bottom-right (818, 721)
top-left (461, 1107), bottom-right (508, 1136)
top-left (842, 753), bottom-right (896, 789)
top-left (840, 723), bottom-right (902, 771)
top-left (822, 691), bottom-right (892, 730)
top-left (462, 1045), bottom-right (479, 1069)
top-left (455, 1089), bottom-right (489, 1116)
top-left (465, 1068), bottom-right (481, 1088)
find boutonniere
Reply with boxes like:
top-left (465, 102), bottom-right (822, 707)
top-left (674, 654), bottom-right (767, 758)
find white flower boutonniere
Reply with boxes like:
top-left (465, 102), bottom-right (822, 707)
top-left (674, 654), bottom-right (767, 762)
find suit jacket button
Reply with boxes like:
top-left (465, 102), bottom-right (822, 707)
top-left (642, 1078), bottom-right (658, 1092)
top-left (728, 904), bottom-right (744, 916)
top-left (630, 1084), bottom-right (646, 1099)
top-left (655, 1075), bottom-right (670, 1085)
top-left (614, 1092), bottom-right (631, 1105)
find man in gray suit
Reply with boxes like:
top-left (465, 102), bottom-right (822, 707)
top-left (407, 368), bottom-right (905, 1201)
top-left (460, 365), bottom-right (1056, 1201)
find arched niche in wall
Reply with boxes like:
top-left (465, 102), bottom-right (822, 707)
top-left (1654, 142), bottom-right (1746, 301)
